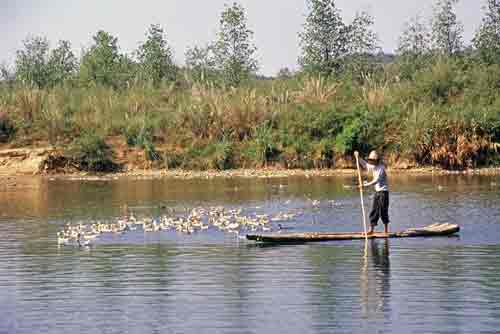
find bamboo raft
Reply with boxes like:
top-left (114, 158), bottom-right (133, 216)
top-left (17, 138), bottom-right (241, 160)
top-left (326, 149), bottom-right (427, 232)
top-left (246, 223), bottom-right (460, 243)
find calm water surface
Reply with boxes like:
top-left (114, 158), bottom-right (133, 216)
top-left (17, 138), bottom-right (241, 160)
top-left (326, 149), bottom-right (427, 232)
top-left (1, 174), bottom-right (500, 334)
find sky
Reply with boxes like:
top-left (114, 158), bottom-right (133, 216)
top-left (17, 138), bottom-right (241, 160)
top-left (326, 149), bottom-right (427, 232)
top-left (1, 0), bottom-right (485, 76)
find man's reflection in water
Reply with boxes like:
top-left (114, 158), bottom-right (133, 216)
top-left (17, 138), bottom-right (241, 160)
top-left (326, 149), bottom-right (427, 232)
top-left (371, 238), bottom-right (390, 279)
top-left (360, 238), bottom-right (391, 318)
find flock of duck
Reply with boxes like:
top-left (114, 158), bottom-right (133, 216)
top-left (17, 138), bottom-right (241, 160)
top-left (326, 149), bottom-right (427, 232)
top-left (57, 206), bottom-right (300, 247)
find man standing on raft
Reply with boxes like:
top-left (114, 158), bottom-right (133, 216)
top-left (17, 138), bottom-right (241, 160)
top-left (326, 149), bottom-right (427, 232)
top-left (354, 151), bottom-right (390, 235)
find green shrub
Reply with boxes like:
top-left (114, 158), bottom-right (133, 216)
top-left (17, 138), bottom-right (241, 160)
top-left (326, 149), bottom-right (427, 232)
top-left (313, 138), bottom-right (335, 168)
top-left (277, 104), bottom-right (340, 140)
top-left (282, 135), bottom-right (314, 169)
top-left (335, 117), bottom-right (365, 155)
top-left (124, 124), bottom-right (142, 147)
top-left (415, 58), bottom-right (466, 104)
top-left (144, 141), bottom-right (161, 162)
top-left (463, 64), bottom-right (500, 105)
top-left (2, 51), bottom-right (500, 171)
top-left (163, 150), bottom-right (183, 169)
top-left (70, 132), bottom-right (117, 172)
top-left (210, 141), bottom-right (234, 170)
top-left (395, 55), bottom-right (432, 81)
top-left (123, 121), bottom-right (154, 147)
top-left (177, 141), bottom-right (235, 170)
top-left (252, 121), bottom-right (280, 166)
top-left (0, 113), bottom-right (16, 143)
top-left (122, 117), bottom-right (162, 162)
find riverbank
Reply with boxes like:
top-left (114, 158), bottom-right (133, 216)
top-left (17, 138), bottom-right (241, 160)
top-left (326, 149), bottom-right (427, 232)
top-left (53, 166), bottom-right (500, 181)
top-left (2, 58), bottom-right (500, 173)
top-left (0, 146), bottom-right (499, 182)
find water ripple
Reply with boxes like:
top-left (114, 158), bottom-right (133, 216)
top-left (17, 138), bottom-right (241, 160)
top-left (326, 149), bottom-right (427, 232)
top-left (2, 175), bottom-right (500, 333)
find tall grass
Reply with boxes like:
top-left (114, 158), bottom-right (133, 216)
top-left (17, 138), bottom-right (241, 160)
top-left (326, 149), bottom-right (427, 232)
top-left (0, 57), bottom-right (499, 170)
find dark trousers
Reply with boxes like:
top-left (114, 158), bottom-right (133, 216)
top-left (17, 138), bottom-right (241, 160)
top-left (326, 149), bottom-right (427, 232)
top-left (369, 191), bottom-right (389, 226)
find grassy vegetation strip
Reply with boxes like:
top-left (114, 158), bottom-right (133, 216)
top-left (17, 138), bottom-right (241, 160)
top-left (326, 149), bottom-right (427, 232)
top-left (1, 58), bottom-right (500, 172)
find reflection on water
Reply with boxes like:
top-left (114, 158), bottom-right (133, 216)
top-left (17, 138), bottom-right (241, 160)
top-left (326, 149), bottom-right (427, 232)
top-left (361, 240), bottom-right (391, 322)
top-left (1, 174), bottom-right (500, 333)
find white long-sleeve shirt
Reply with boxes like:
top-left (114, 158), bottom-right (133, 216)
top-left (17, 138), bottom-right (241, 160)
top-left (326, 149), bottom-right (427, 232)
top-left (358, 158), bottom-right (389, 192)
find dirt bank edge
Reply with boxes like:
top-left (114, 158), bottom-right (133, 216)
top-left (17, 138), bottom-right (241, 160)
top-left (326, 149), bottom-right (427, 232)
top-left (0, 147), bottom-right (499, 180)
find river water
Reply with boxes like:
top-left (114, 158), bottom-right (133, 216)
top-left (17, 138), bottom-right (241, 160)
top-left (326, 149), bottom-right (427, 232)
top-left (1, 174), bottom-right (500, 334)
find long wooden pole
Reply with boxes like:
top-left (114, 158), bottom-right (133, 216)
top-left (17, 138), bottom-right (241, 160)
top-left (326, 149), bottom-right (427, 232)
top-left (355, 154), bottom-right (369, 242)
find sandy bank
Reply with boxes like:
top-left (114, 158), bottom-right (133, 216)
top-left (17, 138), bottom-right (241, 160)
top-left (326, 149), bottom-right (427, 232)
top-left (0, 147), bottom-right (499, 182)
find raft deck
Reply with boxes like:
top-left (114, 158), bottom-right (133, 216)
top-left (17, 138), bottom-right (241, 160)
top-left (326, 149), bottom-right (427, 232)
top-left (246, 223), bottom-right (460, 243)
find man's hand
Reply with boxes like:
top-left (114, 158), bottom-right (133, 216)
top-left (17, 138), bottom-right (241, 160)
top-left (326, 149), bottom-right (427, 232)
top-left (354, 151), bottom-right (359, 158)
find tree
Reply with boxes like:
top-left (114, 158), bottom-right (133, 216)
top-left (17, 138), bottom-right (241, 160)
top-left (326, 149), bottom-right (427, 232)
top-left (15, 36), bottom-right (51, 88)
top-left (344, 11), bottom-right (380, 77)
top-left (212, 2), bottom-right (258, 87)
top-left (473, 0), bottom-right (500, 64)
top-left (117, 54), bottom-right (138, 86)
top-left (397, 15), bottom-right (431, 57)
top-left (431, 0), bottom-right (464, 56)
top-left (79, 30), bottom-right (122, 87)
top-left (48, 40), bottom-right (77, 85)
top-left (276, 67), bottom-right (293, 79)
top-left (15, 36), bottom-right (77, 88)
top-left (298, 0), bottom-right (379, 76)
top-left (298, 0), bottom-right (349, 75)
top-left (396, 15), bottom-right (433, 80)
top-left (347, 11), bottom-right (380, 56)
top-left (136, 24), bottom-right (176, 85)
top-left (0, 63), bottom-right (15, 84)
top-left (185, 45), bottom-right (216, 83)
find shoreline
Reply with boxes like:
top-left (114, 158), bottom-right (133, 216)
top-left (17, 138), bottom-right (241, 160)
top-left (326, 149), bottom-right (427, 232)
top-left (5, 166), bottom-right (500, 180)
top-left (0, 147), bottom-right (499, 181)
top-left (1, 166), bottom-right (499, 192)
top-left (62, 166), bottom-right (500, 180)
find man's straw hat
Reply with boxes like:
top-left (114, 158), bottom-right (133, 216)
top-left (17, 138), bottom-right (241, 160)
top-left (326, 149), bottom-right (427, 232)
top-left (368, 150), bottom-right (379, 161)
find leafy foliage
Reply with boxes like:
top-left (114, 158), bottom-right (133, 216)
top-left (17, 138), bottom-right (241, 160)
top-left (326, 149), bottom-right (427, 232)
top-left (251, 121), bottom-right (279, 166)
top-left (431, 0), bottom-right (464, 55)
top-left (79, 31), bottom-right (126, 87)
top-left (335, 117), bottom-right (365, 155)
top-left (276, 67), bottom-right (293, 79)
top-left (298, 0), bottom-right (349, 75)
top-left (208, 141), bottom-right (235, 170)
top-left (298, 0), bottom-right (379, 77)
top-left (71, 131), bottom-right (117, 172)
top-left (185, 45), bottom-right (217, 83)
top-left (14, 36), bottom-right (77, 88)
top-left (396, 15), bottom-right (434, 80)
top-left (473, 0), bottom-right (500, 64)
top-left (15, 36), bottom-right (51, 88)
top-left (347, 12), bottom-right (380, 56)
top-left (3, 1), bottom-right (500, 171)
top-left (48, 40), bottom-right (78, 85)
top-left (397, 15), bottom-right (431, 57)
top-left (1, 58), bottom-right (500, 170)
top-left (0, 63), bottom-right (15, 84)
top-left (0, 113), bottom-right (16, 143)
top-left (135, 24), bottom-right (176, 85)
top-left (212, 2), bottom-right (258, 87)
top-left (344, 12), bottom-right (381, 78)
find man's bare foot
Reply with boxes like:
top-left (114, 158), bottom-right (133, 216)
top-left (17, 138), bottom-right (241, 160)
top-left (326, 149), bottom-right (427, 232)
top-left (367, 228), bottom-right (374, 235)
